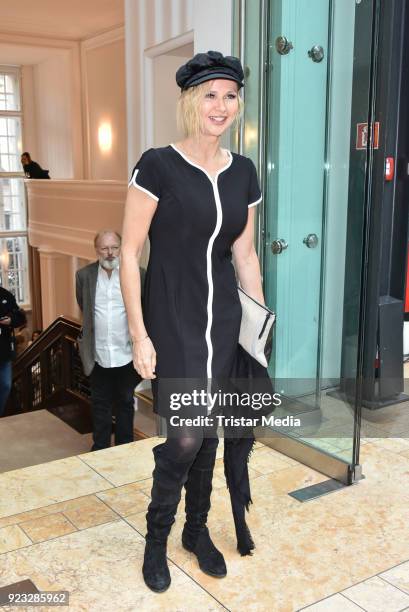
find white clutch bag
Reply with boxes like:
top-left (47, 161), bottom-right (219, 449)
top-left (238, 287), bottom-right (276, 368)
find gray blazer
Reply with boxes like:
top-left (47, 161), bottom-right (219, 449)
top-left (75, 261), bottom-right (99, 376)
top-left (75, 261), bottom-right (146, 376)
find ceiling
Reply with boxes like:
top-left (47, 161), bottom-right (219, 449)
top-left (0, 0), bottom-right (124, 41)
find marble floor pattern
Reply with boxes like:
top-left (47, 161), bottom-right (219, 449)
top-left (1, 436), bottom-right (409, 611)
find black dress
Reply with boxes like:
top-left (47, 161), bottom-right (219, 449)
top-left (129, 144), bottom-right (269, 555)
top-left (129, 144), bottom-right (262, 404)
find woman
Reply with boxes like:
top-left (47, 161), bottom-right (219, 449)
top-left (120, 51), bottom-right (268, 593)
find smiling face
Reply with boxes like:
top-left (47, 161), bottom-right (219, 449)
top-left (199, 79), bottom-right (240, 137)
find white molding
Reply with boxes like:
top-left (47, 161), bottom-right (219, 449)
top-left (138, 0), bottom-right (147, 153)
top-left (144, 30), bottom-right (194, 58)
top-left (153, 0), bottom-right (164, 44)
top-left (30, 221), bottom-right (95, 242)
top-left (70, 41), bottom-right (84, 179)
top-left (0, 20), bottom-right (124, 43)
top-left (25, 178), bottom-right (125, 185)
top-left (143, 30), bottom-right (194, 148)
top-left (80, 41), bottom-right (91, 179)
top-left (0, 32), bottom-right (78, 49)
top-left (37, 247), bottom-right (67, 258)
top-left (0, 64), bottom-right (20, 75)
top-left (171, 0), bottom-right (182, 39)
top-left (30, 223), bottom-right (98, 259)
top-left (0, 34), bottom-right (83, 179)
top-left (25, 178), bottom-right (125, 190)
top-left (0, 231), bottom-right (27, 239)
top-left (26, 179), bottom-right (127, 260)
top-left (28, 193), bottom-right (125, 205)
top-left (30, 221), bottom-right (119, 261)
top-left (81, 26), bottom-right (125, 50)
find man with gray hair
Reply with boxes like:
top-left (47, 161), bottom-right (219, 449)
top-left (76, 229), bottom-right (141, 450)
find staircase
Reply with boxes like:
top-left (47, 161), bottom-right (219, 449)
top-left (4, 316), bottom-right (156, 440)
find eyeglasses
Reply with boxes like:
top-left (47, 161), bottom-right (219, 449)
top-left (99, 246), bottom-right (120, 253)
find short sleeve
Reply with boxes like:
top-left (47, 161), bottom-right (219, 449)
top-left (128, 148), bottom-right (161, 202)
top-left (248, 158), bottom-right (262, 208)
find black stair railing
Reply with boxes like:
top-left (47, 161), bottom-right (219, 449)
top-left (4, 317), bottom-right (90, 417)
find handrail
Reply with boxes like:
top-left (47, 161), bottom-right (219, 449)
top-left (12, 316), bottom-right (81, 377)
top-left (5, 316), bottom-right (90, 417)
top-left (5, 315), bottom-right (155, 442)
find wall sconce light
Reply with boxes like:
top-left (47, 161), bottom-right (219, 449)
top-left (244, 124), bottom-right (258, 149)
top-left (98, 122), bottom-right (112, 153)
top-left (0, 244), bottom-right (9, 271)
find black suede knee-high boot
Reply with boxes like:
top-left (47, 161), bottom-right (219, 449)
top-left (182, 438), bottom-right (227, 577)
top-left (143, 443), bottom-right (193, 592)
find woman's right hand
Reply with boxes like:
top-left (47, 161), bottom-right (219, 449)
top-left (132, 336), bottom-right (157, 379)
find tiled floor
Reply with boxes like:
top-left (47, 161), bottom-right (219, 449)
top-left (1, 436), bottom-right (409, 611)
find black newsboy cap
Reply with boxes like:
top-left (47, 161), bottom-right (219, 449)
top-left (176, 50), bottom-right (244, 91)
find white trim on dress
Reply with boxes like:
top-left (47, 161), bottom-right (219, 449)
top-left (248, 195), bottom-right (262, 208)
top-left (128, 167), bottom-right (159, 202)
top-left (170, 143), bottom-right (233, 381)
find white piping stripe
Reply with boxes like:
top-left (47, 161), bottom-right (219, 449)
top-left (128, 168), bottom-right (159, 202)
top-left (170, 143), bottom-right (233, 379)
top-left (205, 182), bottom-right (223, 378)
top-left (128, 167), bottom-right (139, 188)
top-left (248, 195), bottom-right (262, 208)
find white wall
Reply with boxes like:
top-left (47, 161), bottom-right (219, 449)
top-left (81, 28), bottom-right (127, 180)
top-left (125, 0), bottom-right (232, 170)
top-left (21, 65), bottom-right (38, 159)
top-left (4, 28), bottom-right (126, 181)
top-left (33, 52), bottom-right (75, 178)
top-left (0, 35), bottom-right (84, 179)
top-left (193, 0), bottom-right (232, 56)
top-left (153, 49), bottom-right (192, 147)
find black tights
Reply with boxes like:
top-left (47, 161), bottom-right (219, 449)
top-left (159, 417), bottom-right (219, 465)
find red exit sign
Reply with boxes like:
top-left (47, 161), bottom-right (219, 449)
top-left (356, 122), bottom-right (380, 150)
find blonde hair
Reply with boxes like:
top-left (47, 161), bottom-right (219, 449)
top-left (176, 80), bottom-right (244, 138)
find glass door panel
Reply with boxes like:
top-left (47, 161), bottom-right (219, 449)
top-left (238, 0), bottom-right (377, 477)
top-left (264, 0), bottom-right (329, 402)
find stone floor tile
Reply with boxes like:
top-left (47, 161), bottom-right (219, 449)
top-left (0, 525), bottom-right (31, 554)
top-left (301, 593), bottom-right (364, 611)
top-left (342, 576), bottom-right (409, 612)
top-left (0, 457), bottom-right (113, 519)
top-left (19, 513), bottom-right (77, 543)
top-left (0, 521), bottom-right (224, 611)
top-left (380, 560), bottom-right (409, 595)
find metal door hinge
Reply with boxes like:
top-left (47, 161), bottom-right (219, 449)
top-left (348, 464), bottom-right (364, 484)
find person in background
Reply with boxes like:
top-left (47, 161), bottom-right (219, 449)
top-left (27, 330), bottom-right (42, 346)
top-left (75, 230), bottom-right (141, 451)
top-left (0, 286), bottom-right (26, 416)
top-left (14, 324), bottom-right (30, 355)
top-left (21, 152), bottom-right (50, 179)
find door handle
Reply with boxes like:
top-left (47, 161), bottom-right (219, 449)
top-left (271, 239), bottom-right (288, 255)
top-left (308, 45), bottom-right (324, 63)
top-left (275, 36), bottom-right (294, 56)
top-left (303, 234), bottom-right (319, 248)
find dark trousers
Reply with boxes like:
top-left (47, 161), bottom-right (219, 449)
top-left (0, 361), bottom-right (12, 417)
top-left (90, 361), bottom-right (138, 450)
